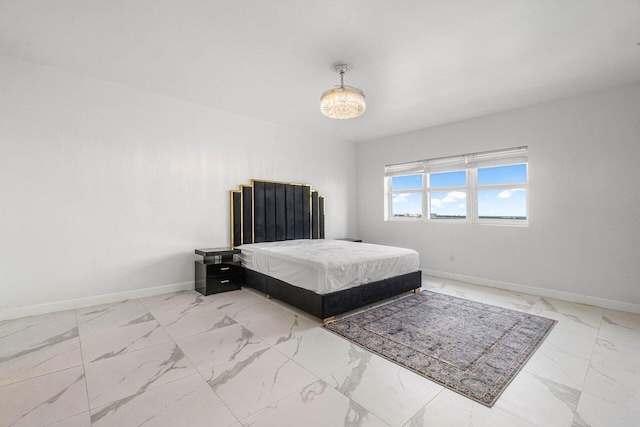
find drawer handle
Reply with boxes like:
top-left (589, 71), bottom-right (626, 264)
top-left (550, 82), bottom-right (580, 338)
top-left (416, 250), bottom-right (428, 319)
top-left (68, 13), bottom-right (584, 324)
top-left (220, 267), bottom-right (230, 271)
top-left (220, 279), bottom-right (230, 284)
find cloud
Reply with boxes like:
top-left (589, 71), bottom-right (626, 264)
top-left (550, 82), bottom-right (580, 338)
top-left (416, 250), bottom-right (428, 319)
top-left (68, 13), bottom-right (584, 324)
top-left (393, 193), bottom-right (410, 203)
top-left (497, 188), bottom-right (525, 199)
top-left (458, 203), bottom-right (465, 208)
top-left (442, 191), bottom-right (466, 203)
top-left (431, 191), bottom-right (465, 208)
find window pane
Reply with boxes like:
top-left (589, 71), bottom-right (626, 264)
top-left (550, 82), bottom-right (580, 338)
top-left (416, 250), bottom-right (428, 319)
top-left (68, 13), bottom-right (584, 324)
top-left (392, 192), bottom-right (422, 218)
top-left (478, 188), bottom-right (527, 220)
top-left (391, 174), bottom-right (422, 190)
top-left (478, 164), bottom-right (526, 185)
top-left (429, 170), bottom-right (466, 188)
top-left (429, 190), bottom-right (466, 219)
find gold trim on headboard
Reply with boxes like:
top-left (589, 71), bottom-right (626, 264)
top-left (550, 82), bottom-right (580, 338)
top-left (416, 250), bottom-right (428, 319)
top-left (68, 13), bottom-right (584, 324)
top-left (229, 191), bottom-right (234, 249)
top-left (250, 184), bottom-right (255, 244)
top-left (250, 178), bottom-right (311, 187)
top-left (230, 190), bottom-right (240, 249)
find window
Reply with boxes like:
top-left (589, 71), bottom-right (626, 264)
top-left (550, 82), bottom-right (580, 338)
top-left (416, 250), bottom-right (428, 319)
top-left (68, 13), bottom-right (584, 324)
top-left (477, 164), bottom-right (527, 221)
top-left (390, 174), bottom-right (423, 218)
top-left (429, 170), bottom-right (467, 220)
top-left (385, 147), bottom-right (528, 225)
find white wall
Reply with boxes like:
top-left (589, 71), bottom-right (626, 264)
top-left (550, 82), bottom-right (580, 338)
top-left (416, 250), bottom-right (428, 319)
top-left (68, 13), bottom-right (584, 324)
top-left (357, 83), bottom-right (640, 306)
top-left (0, 55), bottom-right (356, 315)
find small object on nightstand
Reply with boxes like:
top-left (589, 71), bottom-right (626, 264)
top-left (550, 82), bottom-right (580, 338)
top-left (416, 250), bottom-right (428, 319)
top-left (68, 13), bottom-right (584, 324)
top-left (337, 238), bottom-right (363, 242)
top-left (194, 248), bottom-right (242, 295)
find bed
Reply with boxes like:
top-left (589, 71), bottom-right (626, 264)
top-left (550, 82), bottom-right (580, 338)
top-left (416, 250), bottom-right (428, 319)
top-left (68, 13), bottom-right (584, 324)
top-left (230, 179), bottom-right (422, 322)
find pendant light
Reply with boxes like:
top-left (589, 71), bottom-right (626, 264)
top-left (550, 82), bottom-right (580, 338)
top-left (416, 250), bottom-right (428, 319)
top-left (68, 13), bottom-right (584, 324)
top-left (320, 64), bottom-right (366, 119)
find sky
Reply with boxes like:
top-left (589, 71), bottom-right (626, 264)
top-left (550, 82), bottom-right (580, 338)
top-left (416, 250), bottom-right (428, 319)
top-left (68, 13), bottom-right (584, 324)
top-left (391, 164), bottom-right (527, 218)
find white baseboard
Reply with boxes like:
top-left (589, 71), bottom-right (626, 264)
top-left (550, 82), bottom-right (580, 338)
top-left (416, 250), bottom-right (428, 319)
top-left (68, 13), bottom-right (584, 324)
top-left (4, 271), bottom-right (639, 321)
top-left (422, 268), bottom-right (640, 314)
top-left (0, 281), bottom-right (195, 321)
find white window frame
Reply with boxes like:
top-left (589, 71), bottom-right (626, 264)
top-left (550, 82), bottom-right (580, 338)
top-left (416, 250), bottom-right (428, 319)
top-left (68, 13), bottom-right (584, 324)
top-left (384, 147), bottom-right (528, 226)
top-left (472, 164), bottom-right (529, 226)
top-left (387, 175), bottom-right (424, 220)
top-left (426, 169), bottom-right (468, 221)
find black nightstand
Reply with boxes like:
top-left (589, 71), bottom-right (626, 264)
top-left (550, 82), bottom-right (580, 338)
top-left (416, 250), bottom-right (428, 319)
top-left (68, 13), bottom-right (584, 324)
top-left (337, 238), bottom-right (363, 242)
top-left (194, 248), bottom-right (242, 295)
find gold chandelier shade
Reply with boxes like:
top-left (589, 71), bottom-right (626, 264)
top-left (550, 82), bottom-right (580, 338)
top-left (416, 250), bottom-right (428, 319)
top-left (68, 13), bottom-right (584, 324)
top-left (320, 64), bottom-right (366, 120)
top-left (320, 86), bottom-right (366, 119)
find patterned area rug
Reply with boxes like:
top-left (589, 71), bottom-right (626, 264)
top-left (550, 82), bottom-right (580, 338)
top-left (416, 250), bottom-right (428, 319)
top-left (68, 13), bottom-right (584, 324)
top-left (324, 290), bottom-right (556, 407)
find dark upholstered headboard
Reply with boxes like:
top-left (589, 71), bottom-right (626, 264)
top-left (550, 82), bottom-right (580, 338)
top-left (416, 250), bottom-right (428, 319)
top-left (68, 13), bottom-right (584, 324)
top-left (230, 179), bottom-right (325, 248)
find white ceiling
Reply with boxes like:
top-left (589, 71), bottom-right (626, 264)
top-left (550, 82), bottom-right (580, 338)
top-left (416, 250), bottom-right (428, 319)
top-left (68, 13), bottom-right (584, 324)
top-left (1, 1), bottom-right (639, 143)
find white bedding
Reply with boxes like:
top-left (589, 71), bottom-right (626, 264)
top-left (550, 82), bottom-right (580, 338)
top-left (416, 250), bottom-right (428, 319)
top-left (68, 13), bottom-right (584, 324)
top-left (238, 239), bottom-right (419, 294)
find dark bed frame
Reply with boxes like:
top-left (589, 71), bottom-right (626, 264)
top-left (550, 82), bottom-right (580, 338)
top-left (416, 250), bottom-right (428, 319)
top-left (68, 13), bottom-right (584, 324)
top-left (230, 179), bottom-right (422, 322)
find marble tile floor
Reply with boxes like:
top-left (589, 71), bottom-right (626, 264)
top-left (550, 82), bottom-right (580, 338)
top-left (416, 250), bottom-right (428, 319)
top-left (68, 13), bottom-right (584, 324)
top-left (1, 275), bottom-right (639, 427)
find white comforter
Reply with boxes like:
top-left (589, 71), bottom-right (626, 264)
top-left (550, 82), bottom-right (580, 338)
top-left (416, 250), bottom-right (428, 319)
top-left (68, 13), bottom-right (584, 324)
top-left (238, 239), bottom-right (419, 294)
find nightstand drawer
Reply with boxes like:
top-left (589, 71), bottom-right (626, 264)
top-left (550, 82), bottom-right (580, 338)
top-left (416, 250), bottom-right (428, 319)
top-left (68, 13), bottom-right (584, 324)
top-left (207, 273), bottom-right (242, 286)
top-left (207, 263), bottom-right (242, 275)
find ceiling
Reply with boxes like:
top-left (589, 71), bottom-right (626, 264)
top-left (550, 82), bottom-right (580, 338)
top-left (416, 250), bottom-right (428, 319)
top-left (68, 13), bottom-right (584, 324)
top-left (1, 1), bottom-right (639, 143)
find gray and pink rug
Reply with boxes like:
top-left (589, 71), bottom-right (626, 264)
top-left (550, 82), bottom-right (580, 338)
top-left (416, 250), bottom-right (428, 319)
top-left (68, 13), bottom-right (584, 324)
top-left (324, 290), bottom-right (556, 406)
